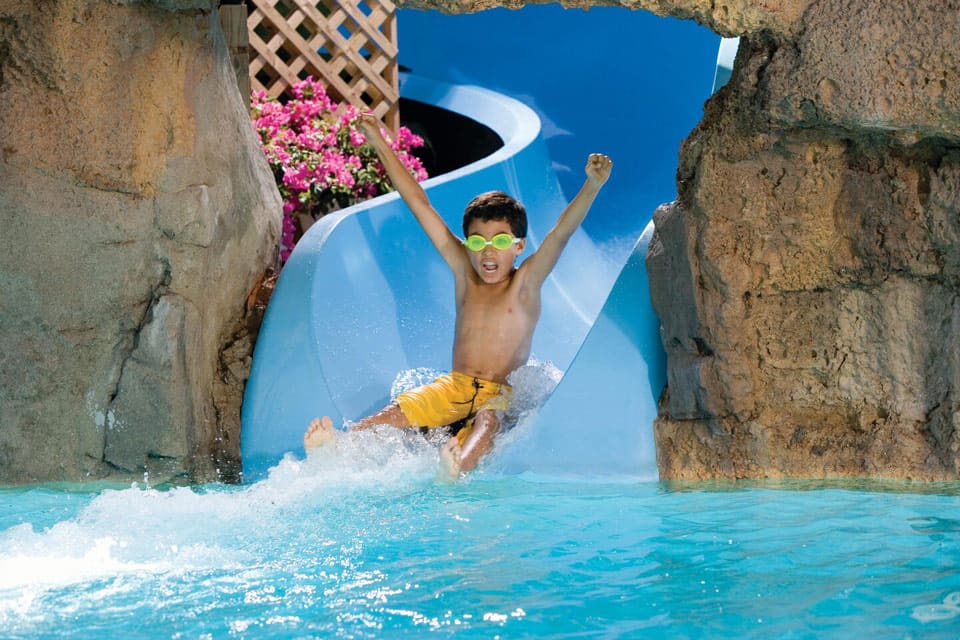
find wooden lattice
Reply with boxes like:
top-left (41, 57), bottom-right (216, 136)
top-left (247, 0), bottom-right (399, 129)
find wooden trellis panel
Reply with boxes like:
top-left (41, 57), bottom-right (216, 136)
top-left (247, 0), bottom-right (399, 129)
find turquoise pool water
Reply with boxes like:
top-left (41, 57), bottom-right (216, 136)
top-left (2, 432), bottom-right (959, 639)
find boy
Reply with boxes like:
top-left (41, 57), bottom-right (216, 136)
top-left (305, 113), bottom-right (612, 480)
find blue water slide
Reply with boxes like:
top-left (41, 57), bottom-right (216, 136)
top-left (241, 74), bottom-right (628, 478)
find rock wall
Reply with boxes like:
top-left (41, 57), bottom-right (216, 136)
top-left (0, 1), bottom-right (280, 484)
top-left (405, 0), bottom-right (960, 480)
top-left (646, 2), bottom-right (960, 479)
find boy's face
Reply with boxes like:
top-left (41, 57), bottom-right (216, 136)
top-left (465, 218), bottom-right (525, 284)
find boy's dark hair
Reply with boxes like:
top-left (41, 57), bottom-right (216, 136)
top-left (462, 191), bottom-right (527, 238)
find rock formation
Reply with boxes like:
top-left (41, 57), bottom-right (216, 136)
top-left (0, 1), bottom-right (280, 484)
top-left (405, 0), bottom-right (959, 480)
top-left (646, 1), bottom-right (960, 480)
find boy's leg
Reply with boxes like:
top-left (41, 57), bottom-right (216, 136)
top-left (459, 409), bottom-right (500, 472)
top-left (351, 403), bottom-right (411, 431)
top-left (437, 408), bottom-right (501, 480)
top-left (304, 403), bottom-right (413, 451)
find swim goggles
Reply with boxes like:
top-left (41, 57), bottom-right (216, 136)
top-left (462, 233), bottom-right (521, 252)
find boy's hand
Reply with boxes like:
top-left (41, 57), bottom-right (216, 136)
top-left (356, 112), bottom-right (382, 141)
top-left (586, 153), bottom-right (613, 187)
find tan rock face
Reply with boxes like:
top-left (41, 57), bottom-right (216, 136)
top-left (647, 2), bottom-right (960, 480)
top-left (0, 1), bottom-right (280, 484)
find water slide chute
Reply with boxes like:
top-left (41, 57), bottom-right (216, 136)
top-left (241, 75), bottom-right (651, 478)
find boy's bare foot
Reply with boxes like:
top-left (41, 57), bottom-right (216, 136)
top-left (437, 437), bottom-right (462, 482)
top-left (304, 416), bottom-right (336, 450)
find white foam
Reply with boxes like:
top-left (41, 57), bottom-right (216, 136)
top-left (0, 423), bottom-right (443, 610)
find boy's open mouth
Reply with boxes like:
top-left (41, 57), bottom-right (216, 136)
top-left (481, 260), bottom-right (498, 273)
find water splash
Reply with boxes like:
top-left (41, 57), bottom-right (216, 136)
top-left (389, 367), bottom-right (445, 400)
top-left (0, 361), bottom-right (576, 630)
top-left (0, 426), bottom-right (442, 608)
top-left (504, 358), bottom-right (563, 421)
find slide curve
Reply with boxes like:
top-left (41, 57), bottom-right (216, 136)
top-left (240, 74), bottom-right (665, 480)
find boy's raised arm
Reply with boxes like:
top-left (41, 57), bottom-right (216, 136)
top-left (357, 114), bottom-right (464, 268)
top-left (522, 153), bottom-right (612, 285)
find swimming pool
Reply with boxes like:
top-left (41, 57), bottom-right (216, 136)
top-left (2, 436), bottom-right (959, 639)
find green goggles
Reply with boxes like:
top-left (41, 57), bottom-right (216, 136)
top-left (462, 233), bottom-right (521, 252)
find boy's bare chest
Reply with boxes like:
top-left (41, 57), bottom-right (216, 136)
top-left (458, 281), bottom-right (529, 321)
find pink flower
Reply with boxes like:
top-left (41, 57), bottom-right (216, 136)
top-left (252, 76), bottom-right (427, 263)
top-left (281, 163), bottom-right (313, 192)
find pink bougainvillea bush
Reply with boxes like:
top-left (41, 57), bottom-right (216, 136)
top-left (252, 78), bottom-right (428, 261)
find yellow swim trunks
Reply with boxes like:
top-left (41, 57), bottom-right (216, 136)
top-left (396, 371), bottom-right (511, 432)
